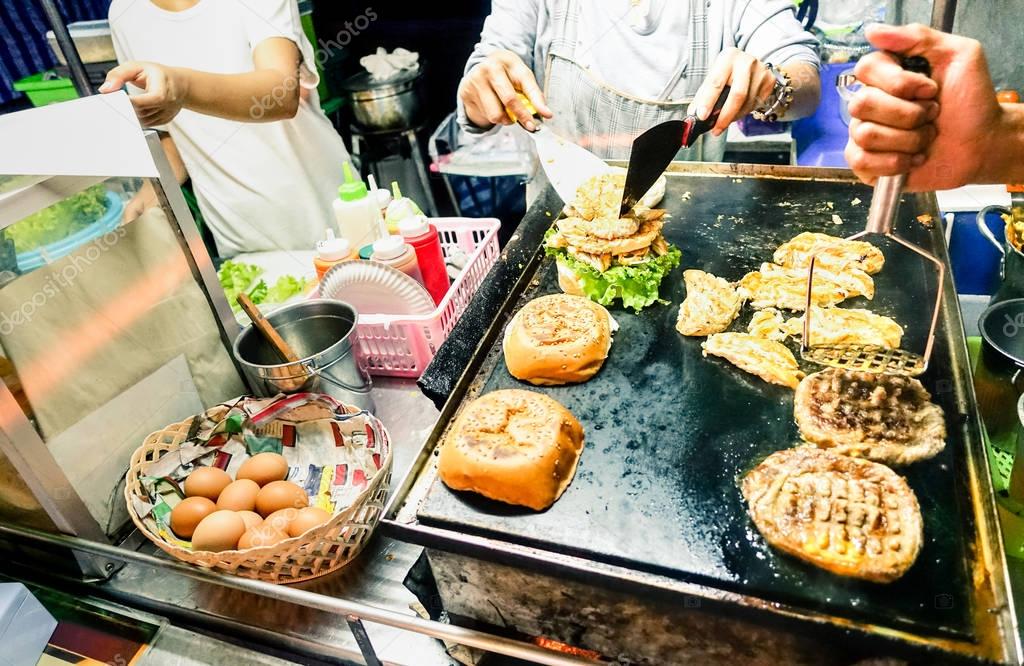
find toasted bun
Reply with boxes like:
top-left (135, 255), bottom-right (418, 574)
top-left (555, 258), bottom-right (585, 296)
top-left (503, 294), bottom-right (613, 385)
top-left (437, 390), bottom-right (584, 510)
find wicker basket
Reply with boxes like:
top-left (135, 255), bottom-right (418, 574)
top-left (124, 396), bottom-right (392, 584)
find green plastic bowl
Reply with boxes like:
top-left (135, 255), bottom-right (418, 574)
top-left (13, 72), bottom-right (78, 107)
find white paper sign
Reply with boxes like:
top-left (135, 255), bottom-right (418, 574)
top-left (0, 92), bottom-right (157, 178)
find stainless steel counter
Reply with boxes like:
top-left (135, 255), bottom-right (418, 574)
top-left (144, 624), bottom-right (304, 666)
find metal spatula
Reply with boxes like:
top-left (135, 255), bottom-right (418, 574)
top-left (801, 55), bottom-right (941, 377)
top-left (506, 95), bottom-right (609, 205)
top-left (618, 86), bottom-right (730, 216)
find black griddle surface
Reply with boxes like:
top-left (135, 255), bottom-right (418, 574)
top-left (418, 173), bottom-right (973, 639)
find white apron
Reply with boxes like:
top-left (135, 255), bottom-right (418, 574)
top-left (528, 0), bottom-right (727, 201)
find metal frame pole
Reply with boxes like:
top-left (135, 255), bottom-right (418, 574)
top-left (38, 0), bottom-right (93, 97)
top-left (0, 521), bottom-right (594, 666)
top-left (930, 0), bottom-right (958, 32)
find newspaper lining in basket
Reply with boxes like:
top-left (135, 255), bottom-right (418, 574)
top-left (124, 392), bottom-right (392, 583)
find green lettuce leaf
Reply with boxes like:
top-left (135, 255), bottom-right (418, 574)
top-left (247, 279), bottom-right (268, 304)
top-left (7, 184), bottom-right (110, 253)
top-left (218, 260), bottom-right (309, 312)
top-left (266, 274), bottom-right (308, 303)
top-left (544, 228), bottom-right (681, 312)
top-left (218, 260), bottom-right (264, 311)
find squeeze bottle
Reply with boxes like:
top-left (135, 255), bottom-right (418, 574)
top-left (333, 163), bottom-right (381, 250)
top-left (314, 229), bottom-right (356, 281)
top-left (384, 182), bottom-right (423, 234)
top-left (367, 174), bottom-right (393, 230)
top-left (370, 236), bottom-right (425, 287)
top-left (398, 215), bottom-right (449, 305)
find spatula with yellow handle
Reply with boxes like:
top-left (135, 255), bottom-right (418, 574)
top-left (505, 93), bottom-right (609, 205)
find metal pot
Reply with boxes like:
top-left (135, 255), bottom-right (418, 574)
top-left (340, 67), bottom-right (423, 132)
top-left (976, 298), bottom-right (1024, 447)
top-left (976, 205), bottom-right (1024, 303)
top-left (232, 299), bottom-right (374, 412)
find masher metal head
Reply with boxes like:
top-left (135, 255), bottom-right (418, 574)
top-left (801, 54), bottom-right (941, 377)
top-left (800, 173), bottom-right (945, 377)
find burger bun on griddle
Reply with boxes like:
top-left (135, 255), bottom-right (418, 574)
top-left (437, 389), bottom-right (585, 510)
top-left (503, 293), bottom-right (615, 385)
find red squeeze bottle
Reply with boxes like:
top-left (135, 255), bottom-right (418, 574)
top-left (398, 216), bottom-right (449, 305)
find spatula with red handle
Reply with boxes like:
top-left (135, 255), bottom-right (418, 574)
top-left (619, 86), bottom-right (731, 217)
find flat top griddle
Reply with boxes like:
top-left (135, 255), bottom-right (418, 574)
top-left (416, 171), bottom-right (974, 639)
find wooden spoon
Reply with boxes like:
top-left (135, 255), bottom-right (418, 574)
top-left (236, 293), bottom-right (301, 364)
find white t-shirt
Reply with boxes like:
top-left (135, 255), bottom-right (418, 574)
top-left (576, 1), bottom-right (692, 99)
top-left (109, 0), bottom-right (350, 257)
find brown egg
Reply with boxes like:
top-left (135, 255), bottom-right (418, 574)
top-left (287, 506), bottom-right (332, 537)
top-left (216, 479), bottom-right (260, 511)
top-left (190, 510), bottom-right (246, 552)
top-left (170, 496), bottom-right (216, 539)
top-left (238, 524), bottom-right (290, 550)
top-left (236, 453), bottom-right (289, 486)
top-left (237, 510), bottom-right (263, 531)
top-left (184, 467), bottom-right (232, 501)
top-left (255, 480), bottom-right (309, 517)
top-left (262, 507), bottom-right (299, 533)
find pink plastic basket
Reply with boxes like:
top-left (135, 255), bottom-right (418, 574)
top-left (354, 217), bottom-right (501, 378)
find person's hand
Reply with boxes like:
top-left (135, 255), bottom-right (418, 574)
top-left (688, 48), bottom-right (778, 136)
top-left (123, 185), bottom-right (156, 223)
top-left (845, 23), bottom-right (1003, 190)
top-left (99, 61), bottom-right (189, 127)
top-left (459, 50), bottom-right (552, 131)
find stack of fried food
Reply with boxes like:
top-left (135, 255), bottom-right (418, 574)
top-left (545, 173), bottom-right (680, 312)
top-left (674, 231), bottom-right (903, 389)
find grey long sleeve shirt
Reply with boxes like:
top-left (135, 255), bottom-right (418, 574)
top-left (457, 0), bottom-right (820, 133)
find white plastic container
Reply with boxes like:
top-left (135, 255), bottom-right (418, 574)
top-left (46, 21), bottom-right (115, 65)
top-left (333, 163), bottom-right (382, 251)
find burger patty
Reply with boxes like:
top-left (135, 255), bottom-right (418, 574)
top-left (742, 447), bottom-right (923, 583)
top-left (558, 215), bottom-right (665, 256)
top-left (794, 368), bottom-right (946, 466)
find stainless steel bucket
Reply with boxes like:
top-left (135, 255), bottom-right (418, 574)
top-left (977, 205), bottom-right (1024, 303)
top-left (232, 300), bottom-right (374, 412)
top-left (340, 68), bottom-right (423, 132)
top-left (976, 298), bottom-right (1024, 448)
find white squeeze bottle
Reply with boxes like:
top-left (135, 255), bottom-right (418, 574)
top-left (333, 163), bottom-right (381, 250)
top-left (367, 174), bottom-right (393, 228)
